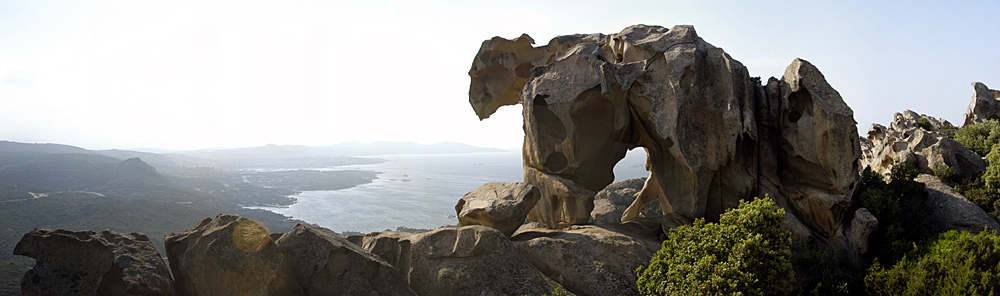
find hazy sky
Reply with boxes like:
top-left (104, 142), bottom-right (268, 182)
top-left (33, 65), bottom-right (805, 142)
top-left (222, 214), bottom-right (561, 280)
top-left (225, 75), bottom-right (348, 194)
top-left (1, 1), bottom-right (997, 151)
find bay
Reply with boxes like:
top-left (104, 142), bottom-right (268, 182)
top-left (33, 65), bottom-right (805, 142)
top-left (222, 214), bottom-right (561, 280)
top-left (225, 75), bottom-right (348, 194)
top-left (247, 149), bottom-right (649, 233)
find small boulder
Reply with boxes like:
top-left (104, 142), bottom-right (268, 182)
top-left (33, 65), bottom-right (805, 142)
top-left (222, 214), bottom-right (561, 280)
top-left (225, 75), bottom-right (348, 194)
top-left (275, 223), bottom-right (415, 296)
top-left (165, 215), bottom-right (302, 296)
top-left (455, 182), bottom-right (540, 236)
top-left (14, 229), bottom-right (174, 296)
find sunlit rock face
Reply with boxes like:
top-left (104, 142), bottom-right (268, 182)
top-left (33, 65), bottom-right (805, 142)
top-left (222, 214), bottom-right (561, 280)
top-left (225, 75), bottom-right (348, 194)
top-left (165, 215), bottom-right (303, 296)
top-left (468, 24), bottom-right (862, 241)
top-left (963, 82), bottom-right (1000, 126)
top-left (861, 110), bottom-right (984, 181)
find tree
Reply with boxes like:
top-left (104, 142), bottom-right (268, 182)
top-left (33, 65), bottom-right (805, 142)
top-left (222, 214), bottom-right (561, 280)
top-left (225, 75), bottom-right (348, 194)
top-left (865, 229), bottom-right (1000, 295)
top-left (636, 197), bottom-right (793, 296)
top-left (953, 119), bottom-right (1000, 157)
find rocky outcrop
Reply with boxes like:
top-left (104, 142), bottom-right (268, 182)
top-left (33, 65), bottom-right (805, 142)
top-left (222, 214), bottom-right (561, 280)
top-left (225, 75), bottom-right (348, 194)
top-left (591, 178), bottom-right (645, 224)
top-left (862, 110), bottom-right (984, 180)
top-left (511, 224), bottom-right (662, 295)
top-left (455, 182), bottom-right (540, 236)
top-left (468, 24), bottom-right (861, 243)
top-left (913, 174), bottom-right (999, 233)
top-left (275, 223), bottom-right (415, 296)
top-left (357, 226), bottom-right (567, 296)
top-left (14, 229), bottom-right (174, 296)
top-left (963, 82), bottom-right (1000, 126)
top-left (165, 215), bottom-right (302, 296)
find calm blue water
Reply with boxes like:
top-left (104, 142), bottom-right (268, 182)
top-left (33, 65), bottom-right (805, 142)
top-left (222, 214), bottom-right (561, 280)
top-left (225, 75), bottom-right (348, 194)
top-left (248, 150), bottom-right (649, 233)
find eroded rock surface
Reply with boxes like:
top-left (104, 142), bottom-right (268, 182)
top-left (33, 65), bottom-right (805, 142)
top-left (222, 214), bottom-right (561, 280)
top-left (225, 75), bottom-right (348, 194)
top-left (14, 229), bottom-right (175, 296)
top-left (165, 214), bottom-right (302, 296)
top-left (511, 224), bottom-right (662, 296)
top-left (275, 223), bottom-right (415, 296)
top-left (357, 226), bottom-right (566, 296)
top-left (455, 182), bottom-right (540, 236)
top-left (963, 82), bottom-right (1000, 126)
top-left (913, 174), bottom-right (999, 233)
top-left (861, 110), bottom-right (983, 181)
top-left (469, 24), bottom-right (861, 243)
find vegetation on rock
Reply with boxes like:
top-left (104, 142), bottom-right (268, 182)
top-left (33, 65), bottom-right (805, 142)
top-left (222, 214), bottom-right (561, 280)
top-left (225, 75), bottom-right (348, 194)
top-left (953, 120), bottom-right (1000, 221)
top-left (636, 197), bottom-right (793, 296)
top-left (953, 119), bottom-right (1000, 157)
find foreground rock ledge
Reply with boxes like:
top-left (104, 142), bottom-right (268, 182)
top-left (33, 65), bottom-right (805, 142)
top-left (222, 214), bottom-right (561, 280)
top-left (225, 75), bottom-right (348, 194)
top-left (469, 24), bottom-right (861, 244)
top-left (14, 229), bottom-right (174, 296)
top-left (165, 215), bottom-right (302, 295)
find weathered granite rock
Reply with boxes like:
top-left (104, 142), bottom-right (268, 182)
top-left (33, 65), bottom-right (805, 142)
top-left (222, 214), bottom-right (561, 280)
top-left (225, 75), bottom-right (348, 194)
top-left (511, 224), bottom-right (662, 296)
top-left (165, 215), bottom-right (302, 296)
top-left (862, 110), bottom-right (984, 181)
top-left (471, 24), bottom-right (761, 229)
top-left (357, 226), bottom-right (567, 296)
top-left (468, 25), bottom-right (862, 244)
top-left (590, 178), bottom-right (645, 224)
top-left (774, 59), bottom-right (862, 238)
top-left (14, 229), bottom-right (175, 296)
top-left (963, 82), bottom-right (1000, 126)
top-left (455, 182), bottom-right (540, 236)
top-left (275, 223), bottom-right (415, 296)
top-left (913, 174), bottom-right (1000, 233)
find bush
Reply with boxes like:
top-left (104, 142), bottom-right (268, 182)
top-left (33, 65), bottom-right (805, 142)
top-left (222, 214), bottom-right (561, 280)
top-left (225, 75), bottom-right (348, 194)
top-left (917, 117), bottom-right (932, 131)
top-left (865, 229), bottom-right (1000, 295)
top-left (636, 197), bottom-right (793, 296)
top-left (954, 119), bottom-right (1000, 156)
top-left (857, 163), bottom-right (927, 265)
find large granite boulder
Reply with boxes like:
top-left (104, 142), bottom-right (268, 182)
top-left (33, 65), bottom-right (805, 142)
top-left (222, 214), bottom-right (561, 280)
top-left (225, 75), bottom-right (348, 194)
top-left (467, 24), bottom-right (862, 243)
top-left (861, 110), bottom-right (984, 181)
top-left (913, 174), bottom-right (1000, 233)
top-left (591, 178), bottom-right (645, 224)
top-left (511, 224), bottom-right (662, 296)
top-left (165, 215), bottom-right (302, 296)
top-left (771, 59), bottom-right (862, 238)
top-left (963, 82), bottom-right (1000, 126)
top-left (455, 182), bottom-right (540, 236)
top-left (14, 229), bottom-right (175, 296)
top-left (470, 24), bottom-right (760, 229)
top-left (275, 223), bottom-right (415, 296)
top-left (357, 226), bottom-right (567, 296)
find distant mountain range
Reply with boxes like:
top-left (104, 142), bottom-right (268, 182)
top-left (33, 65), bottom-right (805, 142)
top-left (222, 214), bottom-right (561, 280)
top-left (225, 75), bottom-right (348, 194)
top-left (182, 141), bottom-right (508, 160)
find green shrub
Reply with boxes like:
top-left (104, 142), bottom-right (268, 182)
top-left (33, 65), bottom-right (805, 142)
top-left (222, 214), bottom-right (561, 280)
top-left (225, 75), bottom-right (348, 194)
top-left (917, 117), bottom-right (932, 131)
top-left (857, 163), bottom-right (927, 265)
top-left (636, 197), bottom-right (793, 296)
top-left (865, 230), bottom-right (1000, 295)
top-left (954, 119), bottom-right (1000, 156)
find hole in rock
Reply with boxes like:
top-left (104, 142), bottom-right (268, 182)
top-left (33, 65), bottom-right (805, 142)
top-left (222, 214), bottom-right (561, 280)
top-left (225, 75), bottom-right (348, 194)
top-left (611, 148), bottom-right (651, 183)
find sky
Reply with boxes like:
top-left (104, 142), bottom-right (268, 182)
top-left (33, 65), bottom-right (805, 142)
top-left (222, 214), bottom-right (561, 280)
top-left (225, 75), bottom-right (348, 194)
top-left (0, 1), bottom-right (997, 151)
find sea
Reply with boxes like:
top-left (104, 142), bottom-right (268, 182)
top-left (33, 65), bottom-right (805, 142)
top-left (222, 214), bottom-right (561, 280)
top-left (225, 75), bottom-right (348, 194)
top-left (247, 149), bottom-right (650, 233)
